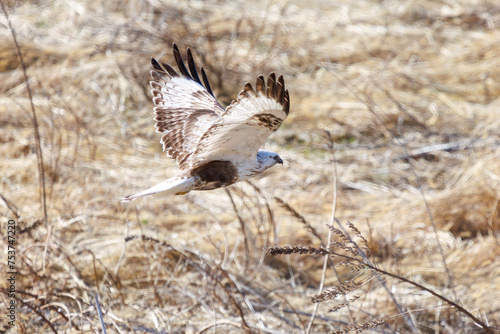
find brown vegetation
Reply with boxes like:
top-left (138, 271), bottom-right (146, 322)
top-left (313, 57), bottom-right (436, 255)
top-left (1, 0), bottom-right (499, 333)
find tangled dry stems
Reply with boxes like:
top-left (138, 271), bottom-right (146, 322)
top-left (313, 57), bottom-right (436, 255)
top-left (266, 223), bottom-right (495, 333)
top-left (1, 0), bottom-right (500, 333)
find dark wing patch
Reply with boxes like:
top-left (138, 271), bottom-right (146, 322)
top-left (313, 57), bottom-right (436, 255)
top-left (250, 113), bottom-right (283, 131)
top-left (190, 160), bottom-right (238, 189)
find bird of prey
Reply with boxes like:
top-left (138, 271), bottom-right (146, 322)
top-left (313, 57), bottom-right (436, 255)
top-left (121, 44), bottom-right (290, 203)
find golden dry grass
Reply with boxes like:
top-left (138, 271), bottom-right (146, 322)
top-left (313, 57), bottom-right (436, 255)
top-left (1, 0), bottom-right (499, 333)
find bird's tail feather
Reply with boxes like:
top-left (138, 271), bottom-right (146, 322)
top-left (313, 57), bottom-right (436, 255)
top-left (121, 177), bottom-right (196, 203)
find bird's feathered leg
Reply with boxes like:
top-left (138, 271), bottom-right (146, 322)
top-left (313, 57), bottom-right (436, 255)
top-left (121, 176), bottom-right (196, 203)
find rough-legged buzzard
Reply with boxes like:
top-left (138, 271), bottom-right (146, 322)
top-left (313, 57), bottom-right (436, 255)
top-left (122, 44), bottom-right (290, 203)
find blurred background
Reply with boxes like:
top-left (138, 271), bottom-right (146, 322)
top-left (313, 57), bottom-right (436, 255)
top-left (1, 0), bottom-right (499, 332)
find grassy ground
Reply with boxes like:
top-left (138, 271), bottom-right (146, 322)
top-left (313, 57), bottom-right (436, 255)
top-left (1, 0), bottom-right (499, 333)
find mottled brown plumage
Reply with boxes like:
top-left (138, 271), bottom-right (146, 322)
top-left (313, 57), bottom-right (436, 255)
top-left (121, 43), bottom-right (290, 203)
top-left (190, 160), bottom-right (238, 190)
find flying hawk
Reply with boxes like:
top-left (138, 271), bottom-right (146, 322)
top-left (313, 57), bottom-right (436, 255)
top-left (121, 44), bottom-right (290, 203)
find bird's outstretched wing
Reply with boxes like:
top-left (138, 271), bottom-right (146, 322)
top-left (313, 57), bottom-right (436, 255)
top-left (185, 73), bottom-right (290, 169)
top-left (152, 44), bottom-right (289, 171)
top-left (151, 44), bottom-right (224, 170)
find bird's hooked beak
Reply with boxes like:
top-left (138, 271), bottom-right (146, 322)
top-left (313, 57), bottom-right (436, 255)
top-left (277, 157), bottom-right (283, 165)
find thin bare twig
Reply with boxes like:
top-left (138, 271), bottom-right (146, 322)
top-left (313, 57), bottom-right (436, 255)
top-left (225, 187), bottom-right (251, 267)
top-left (274, 196), bottom-right (323, 244)
top-left (1, 1), bottom-right (48, 224)
top-left (93, 290), bottom-right (107, 334)
top-left (306, 133), bottom-right (338, 334)
top-left (0, 194), bottom-right (21, 220)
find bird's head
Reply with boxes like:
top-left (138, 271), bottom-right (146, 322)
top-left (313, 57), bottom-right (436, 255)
top-left (257, 150), bottom-right (283, 171)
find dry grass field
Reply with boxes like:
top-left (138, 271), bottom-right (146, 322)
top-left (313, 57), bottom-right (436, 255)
top-left (1, 0), bottom-right (500, 333)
